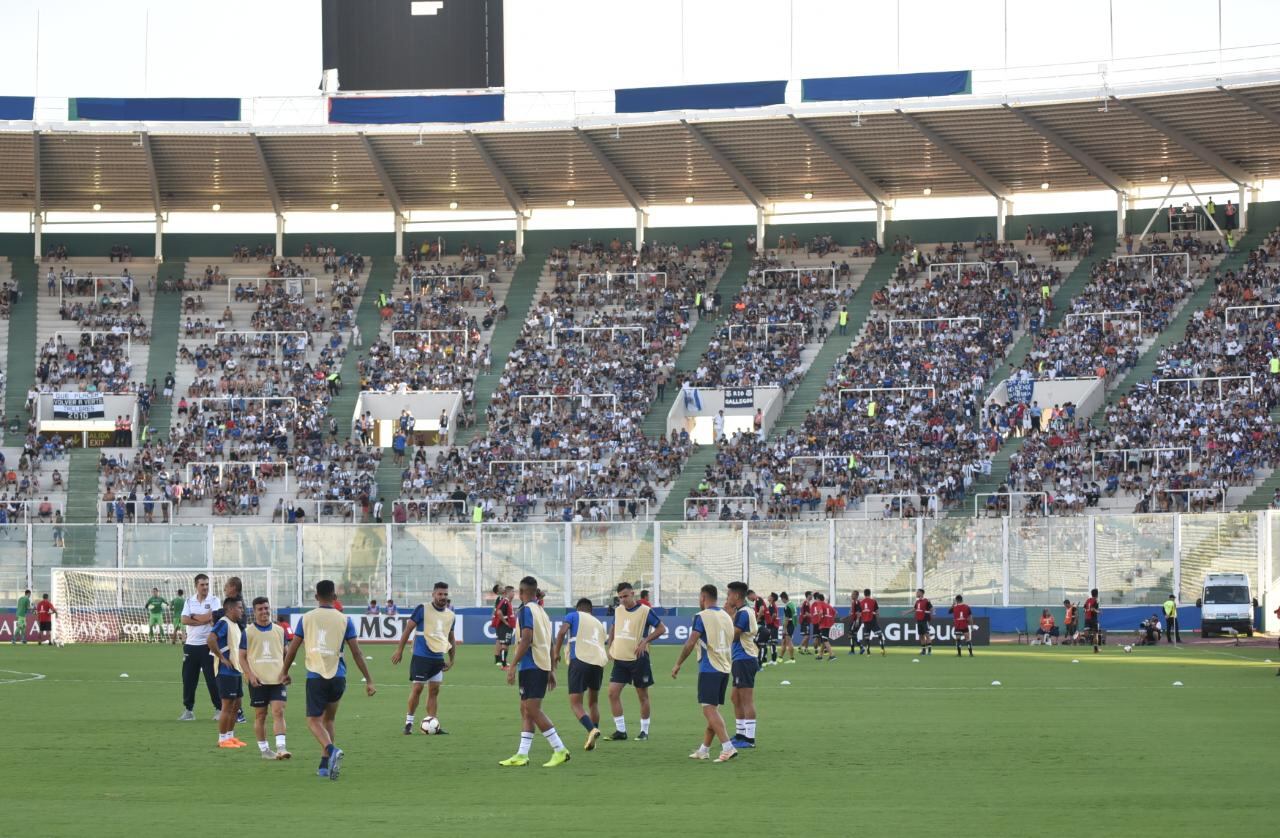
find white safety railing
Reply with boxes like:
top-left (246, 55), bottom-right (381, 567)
top-left (1115, 252), bottom-right (1191, 280)
top-left (56, 273), bottom-right (138, 305)
top-left (99, 499), bottom-right (175, 524)
top-left (1150, 487), bottom-right (1226, 513)
top-left (391, 328), bottom-right (470, 354)
top-left (1224, 303), bottom-right (1280, 329)
top-left (888, 316), bottom-right (982, 339)
top-left (684, 496), bottom-right (757, 517)
top-left (838, 385), bottom-right (937, 404)
top-left (226, 275), bottom-right (321, 302)
top-left (275, 499), bottom-right (356, 524)
top-left (574, 497), bottom-right (652, 520)
top-left (410, 273), bottom-right (487, 296)
top-left (975, 491), bottom-right (1049, 517)
top-left (789, 454), bottom-right (892, 478)
top-left (759, 267), bottom-right (837, 290)
top-left (184, 460), bottom-right (290, 494)
top-left (1064, 310), bottom-right (1143, 335)
top-left (726, 321), bottom-right (808, 343)
top-left (55, 331), bottom-right (132, 361)
top-left (1091, 447), bottom-right (1193, 478)
top-left (1153, 374), bottom-right (1254, 399)
top-left (926, 260), bottom-right (1019, 282)
top-left (193, 396), bottom-right (299, 416)
top-left (487, 459), bottom-right (588, 475)
top-left (550, 325), bottom-right (647, 348)
top-left (215, 330), bottom-right (308, 360)
top-left (860, 493), bottom-right (940, 520)
top-left (575, 271), bottom-right (668, 291)
top-left (517, 393), bottom-right (618, 410)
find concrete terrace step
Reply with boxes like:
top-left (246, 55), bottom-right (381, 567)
top-left (654, 444), bottom-right (718, 520)
top-left (456, 250), bottom-right (547, 445)
top-left (140, 262), bottom-right (187, 439)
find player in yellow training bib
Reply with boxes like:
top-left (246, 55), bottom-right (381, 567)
top-left (671, 583), bottom-right (737, 762)
top-left (606, 582), bottom-right (666, 741)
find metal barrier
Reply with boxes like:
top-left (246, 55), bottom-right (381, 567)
top-left (0, 512), bottom-right (1271, 612)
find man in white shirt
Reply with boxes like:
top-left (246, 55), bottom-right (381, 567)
top-left (178, 573), bottom-right (223, 721)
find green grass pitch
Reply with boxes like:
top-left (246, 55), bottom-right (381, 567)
top-left (1, 642), bottom-right (1277, 835)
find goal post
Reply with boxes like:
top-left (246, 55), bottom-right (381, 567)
top-left (49, 566), bottom-right (276, 645)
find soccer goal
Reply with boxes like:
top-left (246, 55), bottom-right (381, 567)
top-left (49, 567), bottom-right (275, 645)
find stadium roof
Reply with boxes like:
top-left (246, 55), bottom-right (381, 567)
top-left (4, 81), bottom-right (1280, 215)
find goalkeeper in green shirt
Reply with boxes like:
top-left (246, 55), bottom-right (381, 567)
top-left (145, 588), bottom-right (167, 642)
top-left (12, 589), bottom-right (31, 644)
top-left (169, 589), bottom-right (185, 644)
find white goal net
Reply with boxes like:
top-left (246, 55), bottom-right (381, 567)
top-left (49, 567), bottom-right (276, 645)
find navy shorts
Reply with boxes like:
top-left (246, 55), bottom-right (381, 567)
top-left (609, 656), bottom-right (654, 688)
top-left (249, 682), bottom-right (287, 708)
top-left (817, 626), bottom-right (831, 641)
top-left (410, 656), bottom-right (446, 683)
top-left (697, 671), bottom-right (729, 706)
top-left (518, 668), bottom-right (549, 700)
top-left (800, 622), bottom-right (813, 637)
top-left (731, 658), bottom-right (759, 689)
top-left (567, 659), bottom-right (603, 695)
top-left (785, 620), bottom-right (796, 638)
top-left (861, 618), bottom-right (881, 636)
top-left (305, 676), bottom-right (346, 717)
top-left (216, 673), bottom-right (242, 701)
top-left (495, 624), bottom-right (514, 645)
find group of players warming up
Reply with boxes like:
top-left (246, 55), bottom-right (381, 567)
top-left (176, 572), bottom-right (1007, 775)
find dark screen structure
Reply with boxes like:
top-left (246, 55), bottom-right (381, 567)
top-left (321, 0), bottom-right (503, 91)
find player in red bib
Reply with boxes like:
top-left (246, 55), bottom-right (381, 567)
top-left (798, 592), bottom-right (813, 655)
top-left (812, 593), bottom-right (836, 661)
top-left (491, 584), bottom-right (516, 667)
top-left (1083, 588), bottom-right (1101, 653)
top-left (950, 594), bottom-right (974, 657)
top-left (856, 589), bottom-right (885, 656)
top-left (909, 588), bottom-right (933, 655)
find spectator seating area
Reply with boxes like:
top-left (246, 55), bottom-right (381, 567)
top-left (1001, 229), bottom-right (1279, 516)
top-left (388, 239), bottom-right (729, 525)
top-left (684, 235), bottom-right (1079, 521)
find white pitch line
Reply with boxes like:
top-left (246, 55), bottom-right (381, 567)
top-left (0, 669), bottom-right (46, 685)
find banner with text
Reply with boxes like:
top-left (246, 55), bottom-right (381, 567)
top-left (52, 392), bottom-right (106, 419)
top-left (723, 387), bottom-right (754, 408)
top-left (830, 617), bottom-right (991, 647)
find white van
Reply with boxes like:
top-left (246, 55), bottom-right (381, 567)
top-left (1197, 573), bottom-right (1254, 637)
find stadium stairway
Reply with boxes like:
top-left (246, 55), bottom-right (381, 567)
top-left (943, 248), bottom-right (1117, 519)
top-left (639, 245), bottom-right (751, 440)
top-left (455, 246), bottom-right (548, 446)
top-left (772, 249), bottom-right (900, 433)
top-left (139, 262), bottom-right (187, 440)
top-left (331, 256), bottom-right (397, 430)
top-left (1238, 401), bottom-right (1280, 510)
top-left (3, 257), bottom-right (37, 446)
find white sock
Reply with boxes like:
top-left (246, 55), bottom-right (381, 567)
top-left (258, 740), bottom-right (269, 752)
top-left (721, 739), bottom-right (735, 752)
top-left (219, 732), bottom-right (230, 742)
top-left (405, 713), bottom-right (414, 725)
top-left (745, 719), bottom-right (756, 739)
top-left (543, 727), bottom-right (565, 751)
top-left (640, 717), bottom-right (651, 735)
top-left (696, 743), bottom-right (710, 755)
top-left (275, 734), bottom-right (286, 750)
top-left (613, 715), bottom-right (626, 733)
top-left (735, 719), bottom-right (746, 736)
top-left (517, 732), bottom-right (534, 756)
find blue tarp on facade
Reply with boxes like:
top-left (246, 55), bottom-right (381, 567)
top-left (615, 80), bottom-right (787, 113)
top-left (802, 70), bottom-right (971, 102)
top-left (0, 96), bottom-right (34, 120)
top-left (328, 94), bottom-right (504, 124)
top-left (72, 97), bottom-right (241, 121)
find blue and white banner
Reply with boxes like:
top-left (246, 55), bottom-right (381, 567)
top-left (1006, 377), bottom-right (1034, 405)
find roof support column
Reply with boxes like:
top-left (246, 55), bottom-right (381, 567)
top-left (1116, 190), bottom-right (1127, 241)
top-left (155, 214), bottom-right (164, 264)
top-left (515, 211), bottom-right (526, 257)
top-left (875, 203), bottom-right (890, 249)
top-left (394, 213), bottom-right (405, 263)
top-left (996, 198), bottom-right (1009, 243)
top-left (635, 209), bottom-right (647, 253)
top-left (275, 214), bottom-right (285, 261)
top-left (32, 213), bottom-right (41, 264)
top-left (756, 207), bottom-right (766, 258)
top-left (1239, 184), bottom-right (1249, 234)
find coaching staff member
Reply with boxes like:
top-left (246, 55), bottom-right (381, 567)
top-left (178, 573), bottom-right (222, 720)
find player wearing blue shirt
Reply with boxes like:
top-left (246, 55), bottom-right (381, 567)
top-left (207, 596), bottom-right (246, 749)
top-left (552, 598), bottom-right (609, 750)
top-left (726, 582), bottom-right (760, 749)
top-left (280, 580), bottom-right (376, 780)
top-left (671, 584), bottom-right (736, 762)
top-left (499, 576), bottom-right (571, 768)
top-left (391, 582), bottom-right (456, 735)
top-left (605, 582), bottom-right (666, 741)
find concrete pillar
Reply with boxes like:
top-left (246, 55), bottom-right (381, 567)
top-left (515, 212), bottom-right (526, 257)
top-left (875, 203), bottom-right (888, 248)
top-left (394, 213), bottom-right (405, 263)
top-left (154, 214), bottom-right (164, 264)
top-left (1115, 190), bottom-right (1127, 240)
top-left (996, 197), bottom-right (1008, 242)
top-left (755, 206), bottom-right (766, 253)
top-left (1239, 184), bottom-right (1249, 234)
top-left (635, 209), bottom-right (647, 253)
top-left (275, 214), bottom-right (285, 258)
top-left (32, 213), bottom-right (41, 263)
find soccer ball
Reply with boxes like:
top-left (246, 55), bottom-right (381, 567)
top-left (420, 716), bottom-right (441, 735)
top-left (1123, 645), bottom-right (1133, 653)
